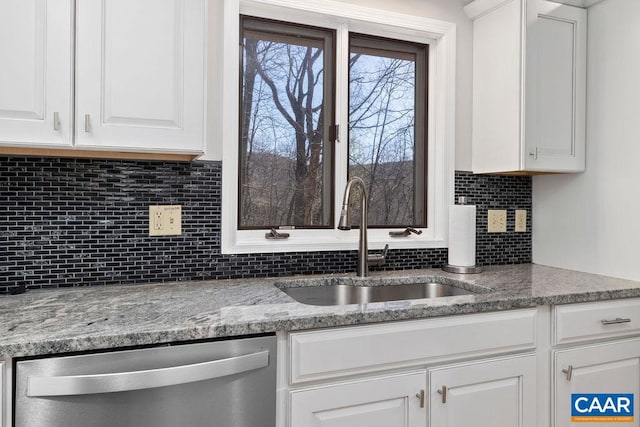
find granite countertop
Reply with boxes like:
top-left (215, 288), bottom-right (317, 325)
top-left (2, 263), bottom-right (640, 358)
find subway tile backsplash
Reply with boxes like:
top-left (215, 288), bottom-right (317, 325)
top-left (0, 158), bottom-right (531, 293)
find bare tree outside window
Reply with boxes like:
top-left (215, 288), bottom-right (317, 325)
top-left (239, 18), bottom-right (334, 229)
top-left (348, 35), bottom-right (428, 228)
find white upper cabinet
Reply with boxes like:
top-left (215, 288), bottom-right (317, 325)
top-left (0, 0), bottom-right (205, 158)
top-left (0, 0), bottom-right (73, 148)
top-left (75, 0), bottom-right (205, 154)
top-left (466, 0), bottom-right (586, 174)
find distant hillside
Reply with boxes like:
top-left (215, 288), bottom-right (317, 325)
top-left (240, 150), bottom-right (417, 227)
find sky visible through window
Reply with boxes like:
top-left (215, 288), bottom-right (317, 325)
top-left (349, 49), bottom-right (417, 227)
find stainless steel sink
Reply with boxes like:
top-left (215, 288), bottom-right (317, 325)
top-left (276, 277), bottom-right (486, 306)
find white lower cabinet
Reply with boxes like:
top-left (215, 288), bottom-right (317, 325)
top-left (285, 309), bottom-right (538, 427)
top-left (289, 371), bottom-right (427, 427)
top-left (0, 360), bottom-right (3, 427)
top-left (429, 355), bottom-right (537, 427)
top-left (554, 338), bottom-right (640, 427)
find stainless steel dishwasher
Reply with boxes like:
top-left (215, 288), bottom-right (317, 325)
top-left (14, 334), bottom-right (276, 427)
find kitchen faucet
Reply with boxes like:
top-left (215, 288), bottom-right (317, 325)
top-left (338, 176), bottom-right (389, 277)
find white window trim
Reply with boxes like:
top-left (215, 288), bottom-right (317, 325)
top-left (221, 0), bottom-right (456, 254)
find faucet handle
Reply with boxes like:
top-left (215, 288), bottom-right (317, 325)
top-left (368, 244), bottom-right (389, 267)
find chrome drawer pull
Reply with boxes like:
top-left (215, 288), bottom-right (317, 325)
top-left (437, 385), bottom-right (447, 403)
top-left (562, 365), bottom-right (573, 381)
top-left (53, 112), bottom-right (60, 131)
top-left (84, 114), bottom-right (91, 133)
top-left (601, 318), bottom-right (631, 325)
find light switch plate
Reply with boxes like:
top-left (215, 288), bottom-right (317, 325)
top-left (515, 209), bottom-right (527, 232)
top-left (149, 205), bottom-right (182, 236)
top-left (487, 209), bottom-right (507, 233)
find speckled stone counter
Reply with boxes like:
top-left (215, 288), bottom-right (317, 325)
top-left (2, 264), bottom-right (640, 358)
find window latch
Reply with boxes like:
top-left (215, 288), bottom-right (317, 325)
top-left (389, 227), bottom-right (423, 237)
top-left (329, 124), bottom-right (340, 143)
top-left (265, 228), bottom-right (290, 240)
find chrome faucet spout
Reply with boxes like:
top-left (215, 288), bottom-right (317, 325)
top-left (338, 177), bottom-right (387, 277)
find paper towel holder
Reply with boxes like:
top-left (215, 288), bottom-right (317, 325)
top-left (442, 264), bottom-right (483, 274)
top-left (442, 196), bottom-right (483, 274)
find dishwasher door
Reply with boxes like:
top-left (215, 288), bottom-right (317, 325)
top-left (14, 335), bottom-right (276, 427)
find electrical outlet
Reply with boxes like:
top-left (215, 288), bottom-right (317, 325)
top-left (487, 209), bottom-right (507, 233)
top-left (515, 209), bottom-right (527, 232)
top-left (149, 205), bottom-right (182, 236)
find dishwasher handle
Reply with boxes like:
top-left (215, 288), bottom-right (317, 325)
top-left (27, 349), bottom-right (270, 397)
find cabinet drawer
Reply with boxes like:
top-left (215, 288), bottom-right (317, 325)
top-left (289, 309), bottom-right (536, 384)
top-left (553, 298), bottom-right (640, 345)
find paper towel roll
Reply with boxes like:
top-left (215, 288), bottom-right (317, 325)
top-left (448, 204), bottom-right (476, 267)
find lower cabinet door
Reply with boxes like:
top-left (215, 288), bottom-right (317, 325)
top-left (429, 354), bottom-right (537, 427)
top-left (1, 360), bottom-right (3, 427)
top-left (554, 338), bottom-right (640, 427)
top-left (289, 370), bottom-right (427, 427)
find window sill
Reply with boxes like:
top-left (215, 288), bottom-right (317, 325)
top-left (223, 229), bottom-right (446, 254)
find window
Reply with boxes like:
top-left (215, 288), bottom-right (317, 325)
top-left (348, 35), bottom-right (428, 228)
top-left (222, 0), bottom-right (455, 253)
top-left (239, 18), bottom-right (335, 229)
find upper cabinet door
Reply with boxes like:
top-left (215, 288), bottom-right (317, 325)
top-left (0, 0), bottom-right (73, 147)
top-left (467, 0), bottom-right (586, 174)
top-left (527, 1), bottom-right (587, 172)
top-left (75, 0), bottom-right (205, 154)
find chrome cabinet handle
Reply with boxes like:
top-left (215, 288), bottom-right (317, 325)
top-left (27, 350), bottom-right (269, 397)
top-left (529, 147), bottom-right (538, 160)
top-left (562, 365), bottom-right (573, 381)
top-left (84, 114), bottom-right (91, 133)
top-left (437, 385), bottom-right (447, 403)
top-left (601, 318), bottom-right (631, 325)
top-left (416, 389), bottom-right (425, 408)
top-left (53, 112), bottom-right (60, 131)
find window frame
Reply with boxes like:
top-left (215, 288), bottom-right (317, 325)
top-left (348, 33), bottom-right (429, 229)
top-left (238, 16), bottom-right (336, 230)
top-left (221, 0), bottom-right (456, 254)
